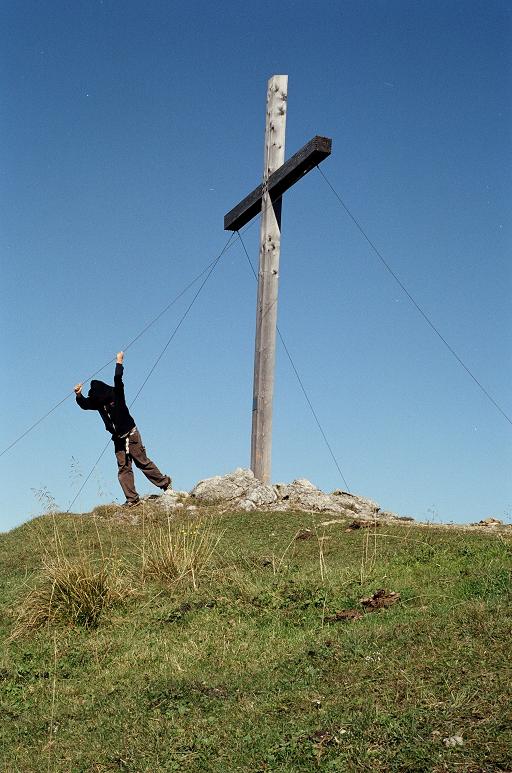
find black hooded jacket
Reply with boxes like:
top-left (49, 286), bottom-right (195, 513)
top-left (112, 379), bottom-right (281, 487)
top-left (76, 364), bottom-right (136, 438)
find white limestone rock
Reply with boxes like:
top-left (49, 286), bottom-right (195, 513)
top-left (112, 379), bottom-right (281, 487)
top-left (239, 499), bottom-right (257, 512)
top-left (331, 489), bottom-right (380, 517)
top-left (271, 502), bottom-right (292, 512)
top-left (275, 479), bottom-right (343, 512)
top-left (185, 469), bottom-right (380, 517)
top-left (272, 479), bottom-right (380, 515)
top-left (246, 484), bottom-right (278, 507)
top-left (190, 468), bottom-right (256, 503)
top-left (275, 479), bottom-right (318, 500)
top-left (158, 489), bottom-right (184, 513)
top-left (478, 517), bottom-right (503, 527)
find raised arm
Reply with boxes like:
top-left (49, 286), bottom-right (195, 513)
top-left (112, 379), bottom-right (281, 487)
top-left (114, 351), bottom-right (125, 400)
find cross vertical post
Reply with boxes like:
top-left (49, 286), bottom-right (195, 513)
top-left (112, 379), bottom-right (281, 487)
top-left (224, 78), bottom-right (331, 486)
top-left (251, 74), bottom-right (288, 483)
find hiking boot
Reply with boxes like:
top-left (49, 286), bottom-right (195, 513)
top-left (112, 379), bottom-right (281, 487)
top-left (162, 476), bottom-right (172, 492)
top-left (122, 498), bottom-right (140, 508)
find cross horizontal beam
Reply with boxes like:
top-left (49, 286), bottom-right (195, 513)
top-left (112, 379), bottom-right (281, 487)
top-left (224, 135), bottom-right (332, 232)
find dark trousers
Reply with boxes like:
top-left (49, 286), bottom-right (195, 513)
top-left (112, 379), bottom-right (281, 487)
top-left (113, 428), bottom-right (168, 502)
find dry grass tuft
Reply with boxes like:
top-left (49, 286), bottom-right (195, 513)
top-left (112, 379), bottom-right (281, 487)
top-left (10, 555), bottom-right (128, 640)
top-left (143, 515), bottom-right (223, 589)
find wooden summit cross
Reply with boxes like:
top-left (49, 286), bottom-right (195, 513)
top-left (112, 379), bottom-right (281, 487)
top-left (224, 75), bottom-right (332, 484)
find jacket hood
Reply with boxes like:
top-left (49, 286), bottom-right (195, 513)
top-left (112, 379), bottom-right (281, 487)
top-left (88, 380), bottom-right (114, 407)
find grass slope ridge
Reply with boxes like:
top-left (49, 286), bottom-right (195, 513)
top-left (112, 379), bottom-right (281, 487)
top-left (1, 504), bottom-right (511, 772)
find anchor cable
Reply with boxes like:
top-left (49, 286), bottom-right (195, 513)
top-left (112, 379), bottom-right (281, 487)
top-left (66, 233), bottom-right (234, 511)
top-left (0, 234), bottom-right (237, 460)
top-left (2, 186), bottom-right (289, 461)
top-left (316, 165), bottom-right (512, 428)
top-left (236, 229), bottom-right (351, 491)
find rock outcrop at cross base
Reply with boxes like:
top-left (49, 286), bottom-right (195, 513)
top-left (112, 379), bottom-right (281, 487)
top-left (181, 468), bottom-right (380, 518)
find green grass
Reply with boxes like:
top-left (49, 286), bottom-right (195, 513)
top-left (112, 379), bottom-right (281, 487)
top-left (1, 506), bottom-right (511, 772)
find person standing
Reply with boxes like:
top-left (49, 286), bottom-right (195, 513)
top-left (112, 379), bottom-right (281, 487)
top-left (74, 351), bottom-right (171, 506)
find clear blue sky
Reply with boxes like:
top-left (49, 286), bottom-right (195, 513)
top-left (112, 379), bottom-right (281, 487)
top-left (1, 0), bottom-right (511, 531)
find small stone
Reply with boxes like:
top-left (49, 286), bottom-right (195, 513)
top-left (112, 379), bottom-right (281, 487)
top-left (360, 589), bottom-right (400, 609)
top-left (326, 609), bottom-right (364, 622)
top-left (443, 735), bottom-right (463, 747)
top-left (345, 519), bottom-right (381, 531)
top-left (295, 528), bottom-right (314, 540)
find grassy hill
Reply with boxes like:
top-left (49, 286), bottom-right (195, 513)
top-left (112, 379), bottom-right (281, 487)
top-left (1, 502), bottom-right (511, 772)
